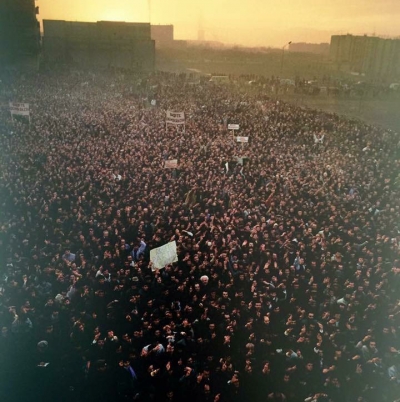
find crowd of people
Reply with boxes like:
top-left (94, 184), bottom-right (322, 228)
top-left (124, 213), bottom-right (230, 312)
top-left (0, 69), bottom-right (400, 402)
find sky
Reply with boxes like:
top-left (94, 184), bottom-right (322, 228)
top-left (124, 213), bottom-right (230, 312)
top-left (38, 0), bottom-right (400, 47)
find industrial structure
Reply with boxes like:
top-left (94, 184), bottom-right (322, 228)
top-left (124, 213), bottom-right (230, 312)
top-left (43, 20), bottom-right (155, 71)
top-left (330, 34), bottom-right (400, 78)
top-left (0, 0), bottom-right (40, 66)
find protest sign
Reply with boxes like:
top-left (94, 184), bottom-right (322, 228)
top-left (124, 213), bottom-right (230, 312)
top-left (10, 102), bottom-right (30, 117)
top-left (9, 102), bottom-right (30, 124)
top-left (166, 111), bottom-right (185, 132)
top-left (164, 159), bottom-right (178, 169)
top-left (150, 241), bottom-right (178, 270)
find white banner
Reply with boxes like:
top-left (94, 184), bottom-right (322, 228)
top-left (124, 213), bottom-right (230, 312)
top-left (9, 102), bottom-right (30, 117)
top-left (150, 241), bottom-right (178, 270)
top-left (236, 136), bottom-right (249, 143)
top-left (228, 124), bottom-right (239, 130)
top-left (164, 159), bottom-right (178, 169)
top-left (166, 111), bottom-right (185, 125)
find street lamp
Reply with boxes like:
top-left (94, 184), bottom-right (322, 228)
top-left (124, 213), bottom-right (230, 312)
top-left (280, 41), bottom-right (292, 75)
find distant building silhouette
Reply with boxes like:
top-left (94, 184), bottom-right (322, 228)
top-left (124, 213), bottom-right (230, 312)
top-left (43, 20), bottom-right (155, 71)
top-left (288, 42), bottom-right (330, 55)
top-left (0, 0), bottom-right (40, 66)
top-left (150, 24), bottom-right (187, 48)
top-left (330, 34), bottom-right (400, 78)
top-left (151, 25), bottom-right (174, 46)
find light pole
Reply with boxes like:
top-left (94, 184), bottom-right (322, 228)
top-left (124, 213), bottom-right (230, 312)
top-left (280, 41), bottom-right (292, 76)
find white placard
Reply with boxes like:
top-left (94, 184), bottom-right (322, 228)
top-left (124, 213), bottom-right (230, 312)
top-left (236, 136), bottom-right (249, 143)
top-left (150, 241), bottom-right (178, 270)
top-left (166, 111), bottom-right (185, 125)
top-left (9, 102), bottom-right (30, 116)
top-left (228, 124), bottom-right (239, 130)
top-left (164, 159), bottom-right (178, 168)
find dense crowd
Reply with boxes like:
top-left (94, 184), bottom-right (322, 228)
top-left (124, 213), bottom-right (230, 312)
top-left (0, 69), bottom-right (400, 402)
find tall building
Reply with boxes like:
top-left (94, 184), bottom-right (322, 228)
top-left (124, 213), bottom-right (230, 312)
top-left (43, 20), bottom-right (155, 71)
top-left (330, 34), bottom-right (400, 78)
top-left (151, 24), bottom-right (174, 46)
top-left (0, 0), bottom-right (40, 65)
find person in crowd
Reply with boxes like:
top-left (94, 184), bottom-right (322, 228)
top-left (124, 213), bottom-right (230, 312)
top-left (0, 68), bottom-right (399, 402)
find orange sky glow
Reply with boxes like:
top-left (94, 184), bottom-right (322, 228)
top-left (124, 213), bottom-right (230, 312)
top-left (38, 0), bottom-right (400, 47)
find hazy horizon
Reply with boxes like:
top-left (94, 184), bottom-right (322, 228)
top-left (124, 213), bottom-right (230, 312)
top-left (38, 0), bottom-right (400, 47)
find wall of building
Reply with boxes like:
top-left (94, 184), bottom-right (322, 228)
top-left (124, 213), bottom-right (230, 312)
top-left (0, 0), bottom-right (40, 65)
top-left (43, 20), bottom-right (154, 71)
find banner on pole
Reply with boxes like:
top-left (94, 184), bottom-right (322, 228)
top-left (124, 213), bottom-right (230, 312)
top-left (9, 102), bottom-right (30, 117)
top-left (236, 136), bottom-right (249, 143)
top-left (164, 159), bottom-right (178, 169)
top-left (166, 111), bottom-right (185, 125)
top-left (150, 241), bottom-right (178, 270)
